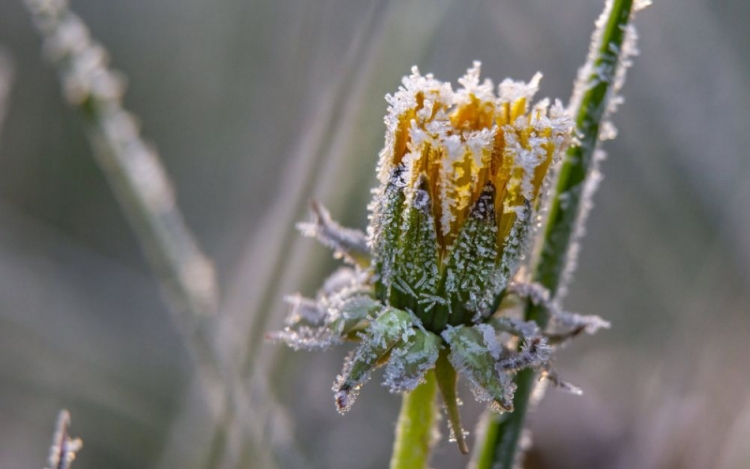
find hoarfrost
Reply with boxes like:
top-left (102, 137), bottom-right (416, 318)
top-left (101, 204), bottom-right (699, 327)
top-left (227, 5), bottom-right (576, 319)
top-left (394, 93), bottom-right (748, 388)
top-left (45, 410), bottom-right (82, 469)
top-left (542, 367), bottom-right (584, 396)
top-left (383, 329), bottom-right (439, 393)
top-left (495, 338), bottom-right (552, 372)
top-left (333, 308), bottom-right (415, 412)
top-left (510, 281), bottom-right (610, 335)
top-left (297, 201), bottom-right (369, 266)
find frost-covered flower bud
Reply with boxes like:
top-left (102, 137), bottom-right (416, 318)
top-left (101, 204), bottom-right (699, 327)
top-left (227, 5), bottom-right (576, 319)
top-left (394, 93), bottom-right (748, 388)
top-left (270, 63), bottom-right (596, 454)
top-left (368, 62), bottom-right (573, 331)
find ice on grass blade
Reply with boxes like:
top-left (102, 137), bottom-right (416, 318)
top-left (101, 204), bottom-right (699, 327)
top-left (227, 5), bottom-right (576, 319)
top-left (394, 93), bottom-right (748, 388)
top-left (24, 0), bottom-right (218, 317)
top-left (46, 410), bottom-right (82, 469)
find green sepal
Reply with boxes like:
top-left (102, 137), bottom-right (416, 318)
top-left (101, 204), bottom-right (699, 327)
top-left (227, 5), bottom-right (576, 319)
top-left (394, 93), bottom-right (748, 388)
top-left (431, 184), bottom-right (499, 330)
top-left (326, 292), bottom-right (382, 340)
top-left (333, 307), bottom-right (414, 413)
top-left (435, 347), bottom-right (469, 454)
top-left (384, 327), bottom-right (441, 393)
top-left (390, 175), bottom-right (440, 314)
top-left (371, 165), bottom-right (407, 302)
top-left (441, 324), bottom-right (516, 412)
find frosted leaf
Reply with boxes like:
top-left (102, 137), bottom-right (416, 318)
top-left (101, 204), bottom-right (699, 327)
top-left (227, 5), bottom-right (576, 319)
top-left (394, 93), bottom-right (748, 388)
top-left (475, 323), bottom-right (503, 360)
top-left (326, 293), bottom-right (381, 337)
top-left (495, 337), bottom-right (552, 372)
top-left (265, 325), bottom-right (340, 351)
top-left (442, 325), bottom-right (517, 411)
top-left (297, 201), bottom-right (369, 266)
top-left (550, 310), bottom-right (611, 335)
top-left (283, 294), bottom-right (325, 327)
top-left (541, 367), bottom-right (584, 396)
top-left (383, 328), bottom-right (440, 393)
top-left (333, 308), bottom-right (414, 412)
top-left (320, 267), bottom-right (369, 298)
top-left (389, 176), bottom-right (440, 312)
top-left (487, 201), bottom-right (535, 320)
top-left (489, 316), bottom-right (540, 339)
top-left (509, 280), bottom-right (610, 336)
top-left (332, 350), bottom-right (366, 414)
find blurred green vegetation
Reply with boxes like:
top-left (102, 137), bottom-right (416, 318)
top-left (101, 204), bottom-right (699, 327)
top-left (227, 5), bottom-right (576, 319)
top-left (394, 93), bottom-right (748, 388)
top-left (1, 1), bottom-right (749, 469)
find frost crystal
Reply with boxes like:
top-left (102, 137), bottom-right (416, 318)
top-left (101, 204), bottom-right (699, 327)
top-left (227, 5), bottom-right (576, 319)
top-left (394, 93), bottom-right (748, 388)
top-left (297, 201), bottom-right (369, 266)
top-left (46, 410), bottom-right (82, 469)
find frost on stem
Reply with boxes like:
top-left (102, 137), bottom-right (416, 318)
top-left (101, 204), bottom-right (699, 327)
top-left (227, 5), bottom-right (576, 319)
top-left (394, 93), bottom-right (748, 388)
top-left (560, 0), bottom-right (646, 296)
top-left (24, 0), bottom-right (218, 317)
top-left (46, 410), bottom-right (82, 469)
top-left (297, 201), bottom-right (370, 267)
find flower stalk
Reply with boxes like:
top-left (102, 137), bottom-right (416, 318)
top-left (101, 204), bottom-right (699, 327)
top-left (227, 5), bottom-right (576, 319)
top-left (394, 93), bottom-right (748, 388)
top-left (389, 370), bottom-right (438, 469)
top-left (472, 0), bottom-right (643, 468)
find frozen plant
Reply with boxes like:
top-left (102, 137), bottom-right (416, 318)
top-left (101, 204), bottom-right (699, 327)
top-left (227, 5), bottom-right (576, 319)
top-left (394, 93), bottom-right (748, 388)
top-left (268, 62), bottom-right (607, 462)
top-left (45, 410), bottom-right (82, 469)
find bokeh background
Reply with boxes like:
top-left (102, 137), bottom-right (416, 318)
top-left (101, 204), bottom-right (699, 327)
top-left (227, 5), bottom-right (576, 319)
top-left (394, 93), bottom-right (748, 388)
top-left (1, 0), bottom-right (749, 468)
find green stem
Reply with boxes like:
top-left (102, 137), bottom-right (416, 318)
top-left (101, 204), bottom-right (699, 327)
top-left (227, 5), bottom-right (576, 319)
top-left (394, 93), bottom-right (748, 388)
top-left (472, 1), bottom-right (635, 468)
top-left (390, 370), bottom-right (438, 469)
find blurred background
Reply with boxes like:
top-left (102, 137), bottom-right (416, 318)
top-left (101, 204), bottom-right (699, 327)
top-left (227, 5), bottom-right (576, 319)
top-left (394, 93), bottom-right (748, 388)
top-left (0, 0), bottom-right (749, 468)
